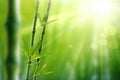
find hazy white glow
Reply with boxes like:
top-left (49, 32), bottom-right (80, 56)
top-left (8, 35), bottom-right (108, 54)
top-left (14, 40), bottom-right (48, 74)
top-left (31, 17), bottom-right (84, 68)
top-left (91, 0), bottom-right (112, 18)
top-left (80, 0), bottom-right (113, 21)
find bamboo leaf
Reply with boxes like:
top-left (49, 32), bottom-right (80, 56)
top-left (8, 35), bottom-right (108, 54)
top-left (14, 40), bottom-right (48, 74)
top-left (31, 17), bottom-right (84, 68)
top-left (31, 41), bottom-right (41, 55)
top-left (38, 18), bottom-right (57, 26)
top-left (21, 36), bottom-right (30, 57)
top-left (42, 64), bottom-right (46, 70)
top-left (44, 71), bottom-right (53, 75)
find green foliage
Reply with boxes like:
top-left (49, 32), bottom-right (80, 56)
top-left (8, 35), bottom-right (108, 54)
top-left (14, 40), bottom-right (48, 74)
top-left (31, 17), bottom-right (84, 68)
top-left (1, 0), bottom-right (120, 80)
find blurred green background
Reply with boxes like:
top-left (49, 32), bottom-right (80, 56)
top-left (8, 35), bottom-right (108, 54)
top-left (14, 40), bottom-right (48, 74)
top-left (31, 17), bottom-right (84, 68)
top-left (0, 0), bottom-right (120, 80)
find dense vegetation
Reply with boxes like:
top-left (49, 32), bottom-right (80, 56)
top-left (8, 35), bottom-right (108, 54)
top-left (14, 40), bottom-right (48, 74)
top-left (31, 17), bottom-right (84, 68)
top-left (0, 0), bottom-right (120, 80)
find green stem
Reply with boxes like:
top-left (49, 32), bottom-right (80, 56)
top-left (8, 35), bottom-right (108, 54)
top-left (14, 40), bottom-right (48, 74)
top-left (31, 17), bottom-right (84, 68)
top-left (5, 0), bottom-right (20, 80)
top-left (33, 0), bottom-right (51, 79)
top-left (31, 0), bottom-right (39, 47)
top-left (38, 0), bottom-right (51, 54)
top-left (33, 58), bottom-right (40, 80)
top-left (25, 56), bottom-right (31, 80)
top-left (25, 0), bottom-right (39, 80)
top-left (33, 75), bottom-right (37, 80)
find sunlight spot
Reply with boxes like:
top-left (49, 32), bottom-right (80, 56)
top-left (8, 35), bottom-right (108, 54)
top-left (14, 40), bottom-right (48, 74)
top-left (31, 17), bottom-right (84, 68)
top-left (91, 0), bottom-right (112, 18)
top-left (108, 41), bottom-right (119, 49)
top-left (79, 0), bottom-right (114, 23)
top-left (104, 25), bottom-right (118, 36)
top-left (91, 43), bottom-right (97, 50)
top-left (99, 33), bottom-right (107, 39)
top-left (99, 39), bottom-right (107, 47)
top-left (91, 36), bottom-right (98, 50)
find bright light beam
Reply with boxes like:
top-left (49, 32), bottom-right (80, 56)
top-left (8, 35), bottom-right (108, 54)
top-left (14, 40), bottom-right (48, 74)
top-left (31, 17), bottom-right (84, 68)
top-left (80, 0), bottom-right (113, 22)
top-left (91, 0), bottom-right (112, 20)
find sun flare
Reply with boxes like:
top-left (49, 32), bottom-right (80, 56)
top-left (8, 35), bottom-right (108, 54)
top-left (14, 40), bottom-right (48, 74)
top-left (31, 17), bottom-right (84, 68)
top-left (91, 0), bottom-right (113, 21)
top-left (80, 0), bottom-right (113, 22)
top-left (92, 0), bottom-right (112, 16)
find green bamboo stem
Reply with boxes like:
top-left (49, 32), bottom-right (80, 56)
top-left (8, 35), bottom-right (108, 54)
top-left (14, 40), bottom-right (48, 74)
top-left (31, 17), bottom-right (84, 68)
top-left (25, 56), bottom-right (31, 80)
top-left (5, 0), bottom-right (20, 80)
top-left (33, 0), bottom-right (51, 80)
top-left (25, 0), bottom-right (39, 80)
top-left (33, 58), bottom-right (40, 80)
top-left (33, 75), bottom-right (37, 80)
top-left (38, 0), bottom-right (51, 54)
top-left (31, 0), bottom-right (39, 47)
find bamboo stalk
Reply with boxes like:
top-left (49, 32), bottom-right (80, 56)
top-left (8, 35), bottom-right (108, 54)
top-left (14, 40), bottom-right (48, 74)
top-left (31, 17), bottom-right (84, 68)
top-left (38, 0), bottom-right (51, 54)
top-left (31, 0), bottom-right (39, 47)
top-left (33, 58), bottom-right (40, 80)
top-left (25, 0), bottom-right (39, 80)
top-left (33, 0), bottom-right (51, 80)
top-left (5, 0), bottom-right (20, 80)
top-left (25, 56), bottom-right (31, 80)
top-left (33, 75), bottom-right (37, 80)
